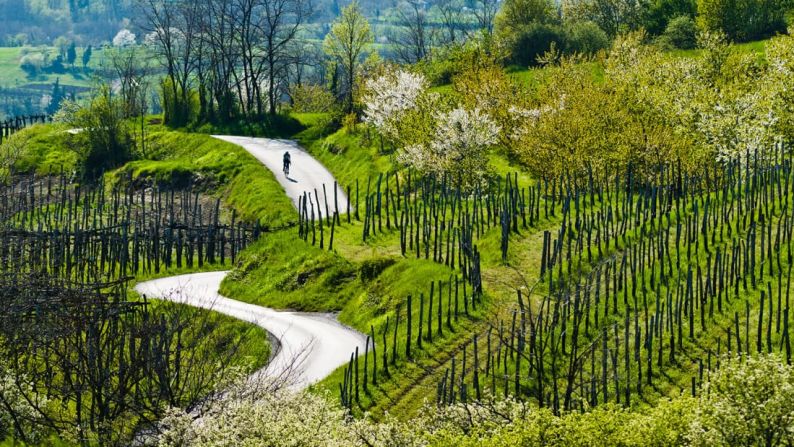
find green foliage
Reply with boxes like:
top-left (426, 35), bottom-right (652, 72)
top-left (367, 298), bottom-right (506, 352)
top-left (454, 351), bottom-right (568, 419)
top-left (564, 20), bottom-right (611, 54)
top-left (160, 77), bottom-right (199, 127)
top-left (494, 0), bottom-right (558, 34)
top-left (510, 31), bottom-right (794, 180)
top-left (696, 0), bottom-right (789, 42)
top-left (690, 355), bottom-right (794, 446)
top-left (642, 0), bottom-right (697, 35)
top-left (59, 85), bottom-right (133, 181)
top-left (324, 0), bottom-right (373, 111)
top-left (658, 15), bottom-right (698, 49)
top-left (563, 0), bottom-right (644, 37)
top-left (501, 20), bottom-right (610, 66)
top-left (289, 84), bottom-right (339, 114)
top-left (81, 45), bottom-right (92, 69)
top-left (507, 22), bottom-right (567, 66)
top-left (417, 36), bottom-right (508, 86)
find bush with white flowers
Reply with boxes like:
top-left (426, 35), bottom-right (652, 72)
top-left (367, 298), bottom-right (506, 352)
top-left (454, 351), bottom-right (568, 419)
top-left (0, 366), bottom-right (48, 443)
top-left (113, 29), bottom-right (137, 48)
top-left (362, 69), bottom-right (428, 141)
top-left (397, 107), bottom-right (500, 186)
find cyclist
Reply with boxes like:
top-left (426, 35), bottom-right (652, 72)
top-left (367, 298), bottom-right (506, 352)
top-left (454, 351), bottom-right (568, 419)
top-left (283, 151), bottom-right (292, 176)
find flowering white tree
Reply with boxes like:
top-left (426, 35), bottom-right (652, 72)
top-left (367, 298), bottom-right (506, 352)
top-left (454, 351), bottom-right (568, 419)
top-left (398, 107), bottom-right (500, 186)
top-left (113, 29), bottom-right (137, 48)
top-left (0, 366), bottom-right (48, 443)
top-left (362, 69), bottom-right (428, 140)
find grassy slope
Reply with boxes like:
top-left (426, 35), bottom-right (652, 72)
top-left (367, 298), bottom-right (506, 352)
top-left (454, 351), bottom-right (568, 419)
top-left (114, 127), bottom-right (297, 227)
top-left (217, 119), bottom-right (544, 417)
top-left (2, 122), bottom-right (297, 414)
top-left (0, 46), bottom-right (106, 88)
top-left (218, 37), bottom-right (782, 419)
top-left (0, 47), bottom-right (102, 87)
top-left (8, 123), bottom-right (297, 227)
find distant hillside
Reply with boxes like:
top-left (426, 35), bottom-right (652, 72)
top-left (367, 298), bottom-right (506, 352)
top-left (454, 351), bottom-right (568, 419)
top-left (0, 0), bottom-right (454, 46)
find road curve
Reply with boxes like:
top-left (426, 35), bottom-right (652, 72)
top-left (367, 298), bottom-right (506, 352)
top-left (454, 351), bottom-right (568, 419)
top-left (213, 135), bottom-right (349, 217)
top-left (135, 271), bottom-right (368, 390)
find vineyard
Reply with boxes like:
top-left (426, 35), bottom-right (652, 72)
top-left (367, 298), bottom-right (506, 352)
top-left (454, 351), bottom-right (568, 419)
top-left (309, 145), bottom-right (794, 416)
top-left (0, 173), bottom-right (263, 444)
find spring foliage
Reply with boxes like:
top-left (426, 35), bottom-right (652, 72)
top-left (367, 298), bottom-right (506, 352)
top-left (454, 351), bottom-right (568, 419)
top-left (511, 31), bottom-right (794, 180)
top-left (155, 355), bottom-right (794, 446)
top-left (362, 68), bottom-right (500, 186)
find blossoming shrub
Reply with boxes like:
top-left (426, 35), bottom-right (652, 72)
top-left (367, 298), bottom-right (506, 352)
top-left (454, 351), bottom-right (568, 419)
top-left (512, 31), bottom-right (794, 181)
top-left (363, 69), bottom-right (501, 187)
top-left (689, 355), bottom-right (794, 447)
top-left (0, 366), bottom-right (48, 444)
top-left (398, 108), bottom-right (500, 187)
top-left (156, 355), bottom-right (794, 447)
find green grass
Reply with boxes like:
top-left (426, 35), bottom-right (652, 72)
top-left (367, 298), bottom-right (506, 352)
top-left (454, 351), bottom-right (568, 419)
top-left (220, 229), bottom-right (359, 312)
top-left (6, 123), bottom-right (80, 174)
top-left (0, 46), bottom-right (108, 89)
top-left (113, 127), bottom-right (297, 227)
top-left (300, 126), bottom-right (396, 190)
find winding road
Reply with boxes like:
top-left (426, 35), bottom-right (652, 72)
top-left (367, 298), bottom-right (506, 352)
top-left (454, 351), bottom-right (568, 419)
top-left (213, 136), bottom-right (349, 216)
top-left (136, 137), bottom-right (365, 390)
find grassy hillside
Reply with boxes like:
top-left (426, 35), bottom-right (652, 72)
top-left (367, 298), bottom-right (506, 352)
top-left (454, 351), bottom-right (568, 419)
top-left (0, 46), bottom-right (107, 88)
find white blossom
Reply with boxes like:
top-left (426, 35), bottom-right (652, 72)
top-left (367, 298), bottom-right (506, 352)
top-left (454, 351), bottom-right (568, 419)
top-left (398, 107), bottom-right (500, 185)
top-left (112, 29), bottom-right (137, 47)
top-left (362, 70), bottom-right (427, 139)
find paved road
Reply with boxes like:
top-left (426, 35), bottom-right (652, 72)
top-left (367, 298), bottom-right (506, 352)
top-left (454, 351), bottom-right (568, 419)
top-left (213, 136), bottom-right (349, 219)
top-left (136, 272), bottom-right (368, 390)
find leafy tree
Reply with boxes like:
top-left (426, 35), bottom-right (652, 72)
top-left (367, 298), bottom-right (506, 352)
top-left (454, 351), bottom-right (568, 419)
top-left (324, 1), bottom-right (373, 112)
top-left (46, 78), bottom-right (64, 115)
top-left (696, 0), bottom-right (789, 42)
top-left (66, 41), bottom-right (77, 67)
top-left (641, 0), bottom-right (696, 35)
top-left (506, 23), bottom-right (567, 66)
top-left (658, 15), bottom-right (697, 49)
top-left (53, 36), bottom-right (70, 60)
top-left (494, 0), bottom-right (558, 35)
top-left (60, 85), bottom-right (133, 181)
top-left (82, 44), bottom-right (92, 69)
top-left (562, 0), bottom-right (644, 37)
top-left (564, 20), bottom-right (610, 54)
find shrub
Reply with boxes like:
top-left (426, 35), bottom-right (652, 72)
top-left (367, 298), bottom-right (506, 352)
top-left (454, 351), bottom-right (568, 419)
top-left (641, 0), bottom-right (697, 35)
top-left (359, 258), bottom-right (397, 282)
top-left (59, 86), bottom-right (133, 181)
top-left (290, 84), bottom-right (338, 113)
top-left (564, 21), bottom-right (611, 54)
top-left (508, 23), bottom-right (566, 66)
top-left (697, 0), bottom-right (788, 42)
top-left (659, 15), bottom-right (698, 49)
top-left (19, 53), bottom-right (45, 76)
top-left (690, 355), bottom-right (794, 447)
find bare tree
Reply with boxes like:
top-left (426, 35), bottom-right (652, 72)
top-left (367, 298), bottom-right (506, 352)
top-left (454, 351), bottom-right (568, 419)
top-left (199, 0), bottom-right (240, 122)
top-left (436, 0), bottom-right (466, 45)
top-left (474, 0), bottom-right (499, 34)
top-left (139, 0), bottom-right (202, 126)
top-left (389, 0), bottom-right (434, 64)
top-left (257, 0), bottom-right (314, 115)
